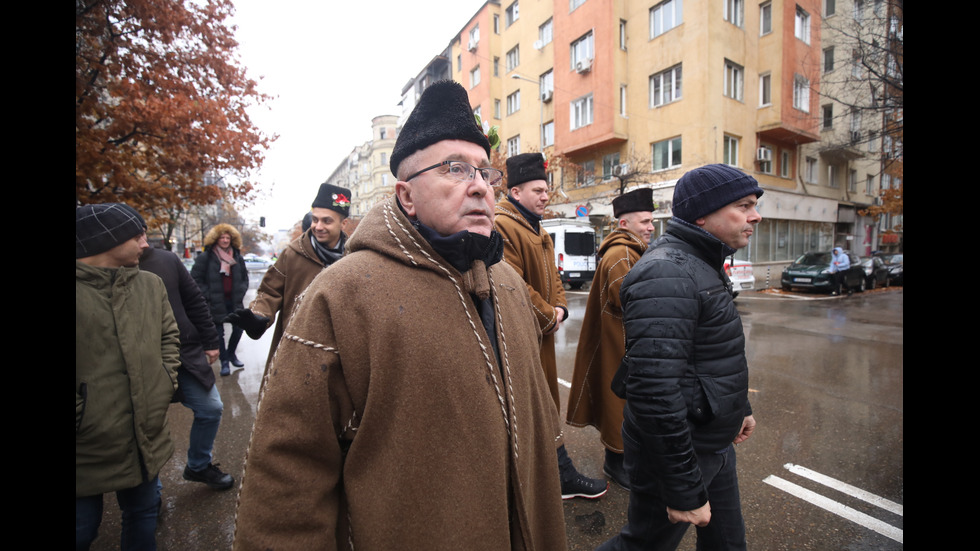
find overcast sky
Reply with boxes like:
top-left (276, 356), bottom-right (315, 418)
top-left (231, 0), bottom-right (486, 235)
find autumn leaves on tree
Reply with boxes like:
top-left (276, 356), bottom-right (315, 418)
top-left (76, 0), bottom-right (275, 221)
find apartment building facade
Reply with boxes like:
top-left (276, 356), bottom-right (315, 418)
top-left (325, 115), bottom-right (399, 218)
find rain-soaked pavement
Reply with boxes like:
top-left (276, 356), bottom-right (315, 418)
top-left (89, 271), bottom-right (903, 550)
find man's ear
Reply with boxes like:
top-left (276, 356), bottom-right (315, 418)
top-left (395, 180), bottom-right (416, 217)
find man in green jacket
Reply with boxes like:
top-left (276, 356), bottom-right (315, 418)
top-left (76, 203), bottom-right (181, 551)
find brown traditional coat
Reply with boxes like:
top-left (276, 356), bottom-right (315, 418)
top-left (565, 228), bottom-right (647, 452)
top-left (233, 198), bottom-right (568, 551)
top-left (493, 196), bottom-right (568, 412)
top-left (249, 228), bottom-right (336, 370)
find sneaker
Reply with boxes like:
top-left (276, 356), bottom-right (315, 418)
top-left (183, 463), bottom-right (234, 491)
top-left (561, 473), bottom-right (608, 500)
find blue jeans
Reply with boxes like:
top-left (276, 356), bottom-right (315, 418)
top-left (598, 444), bottom-right (746, 551)
top-left (76, 475), bottom-right (161, 551)
top-left (177, 369), bottom-right (224, 471)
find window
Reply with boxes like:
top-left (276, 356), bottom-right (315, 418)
top-left (881, 174), bottom-right (890, 190)
top-left (822, 104), bottom-right (833, 129)
top-left (469, 66), bottom-right (481, 88)
top-left (570, 94), bottom-right (593, 129)
top-left (571, 0), bottom-right (587, 11)
top-left (724, 60), bottom-right (744, 101)
top-left (506, 90), bottom-right (520, 115)
top-left (620, 19), bottom-right (627, 50)
top-left (506, 46), bottom-right (520, 72)
top-left (867, 130), bottom-right (877, 152)
top-left (457, 54), bottom-right (462, 72)
top-left (780, 150), bottom-right (791, 178)
top-left (380, 151), bottom-right (387, 164)
top-left (724, 136), bottom-right (740, 166)
top-left (825, 0), bottom-right (835, 16)
top-left (795, 7), bottom-right (810, 44)
top-left (602, 153), bottom-right (621, 179)
top-left (469, 25), bottom-right (480, 48)
top-left (494, 99), bottom-right (501, 119)
top-left (823, 47), bottom-right (835, 72)
top-left (848, 169), bottom-right (858, 192)
top-left (576, 160), bottom-right (596, 187)
top-left (494, 57), bottom-right (500, 77)
top-left (620, 85), bottom-right (628, 116)
top-left (494, 14), bottom-right (500, 33)
top-left (866, 174), bottom-right (875, 195)
top-left (851, 50), bottom-right (863, 78)
top-left (725, 0), bottom-right (744, 27)
top-left (539, 19), bottom-right (553, 46)
top-left (760, 1), bottom-right (772, 35)
top-left (650, 0), bottom-right (683, 38)
top-left (759, 73), bottom-right (771, 106)
top-left (827, 165), bottom-right (840, 188)
top-left (793, 74), bottom-right (810, 112)
top-left (506, 1), bottom-right (519, 27)
top-left (853, 0), bottom-right (864, 22)
top-left (542, 121), bottom-right (554, 147)
top-left (849, 109), bottom-right (862, 135)
top-left (571, 32), bottom-right (594, 69)
top-left (805, 157), bottom-right (817, 183)
top-left (758, 145), bottom-right (773, 174)
top-left (540, 70), bottom-right (554, 96)
top-left (650, 64), bottom-right (682, 107)
top-left (507, 136), bottom-right (521, 157)
top-left (652, 137), bottom-right (682, 171)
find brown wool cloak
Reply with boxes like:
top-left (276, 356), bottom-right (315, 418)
top-left (565, 228), bottom-right (648, 452)
top-left (233, 198), bottom-right (568, 551)
top-left (493, 196), bottom-right (568, 412)
top-left (249, 228), bottom-right (336, 371)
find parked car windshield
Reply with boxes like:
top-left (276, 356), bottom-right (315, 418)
top-left (795, 252), bottom-right (831, 266)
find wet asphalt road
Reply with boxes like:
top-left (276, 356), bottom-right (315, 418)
top-left (89, 272), bottom-right (903, 550)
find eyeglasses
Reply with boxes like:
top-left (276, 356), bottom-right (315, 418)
top-left (405, 160), bottom-right (504, 188)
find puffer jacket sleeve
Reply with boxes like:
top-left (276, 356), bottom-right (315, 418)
top-left (619, 257), bottom-right (708, 511)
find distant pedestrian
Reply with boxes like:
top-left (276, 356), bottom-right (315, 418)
top-left (598, 164), bottom-right (761, 551)
top-left (76, 203), bottom-right (180, 550)
top-left (495, 151), bottom-right (608, 501)
top-left (566, 187), bottom-right (655, 490)
top-left (226, 183), bottom-right (352, 375)
top-left (192, 223), bottom-right (248, 375)
top-left (138, 218), bottom-right (234, 491)
top-left (829, 246), bottom-right (851, 296)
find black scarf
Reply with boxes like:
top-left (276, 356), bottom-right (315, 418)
top-left (310, 232), bottom-right (347, 266)
top-left (510, 196), bottom-right (542, 234)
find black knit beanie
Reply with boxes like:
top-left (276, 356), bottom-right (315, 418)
top-left (389, 80), bottom-right (490, 178)
top-left (672, 164), bottom-right (763, 222)
top-left (76, 203), bottom-right (146, 259)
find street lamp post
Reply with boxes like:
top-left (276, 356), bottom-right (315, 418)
top-left (511, 73), bottom-right (544, 151)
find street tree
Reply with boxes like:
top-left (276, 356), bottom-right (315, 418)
top-left (76, 0), bottom-right (275, 228)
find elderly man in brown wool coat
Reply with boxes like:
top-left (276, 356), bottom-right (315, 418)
top-left (494, 152), bottom-right (608, 501)
top-left (566, 188), bottom-right (655, 490)
top-left (233, 80), bottom-right (568, 551)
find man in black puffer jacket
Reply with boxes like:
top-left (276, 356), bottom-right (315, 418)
top-left (599, 164), bottom-right (762, 551)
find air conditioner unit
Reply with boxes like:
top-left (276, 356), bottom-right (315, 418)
top-left (620, 163), bottom-right (630, 174)
top-left (850, 131), bottom-right (861, 143)
top-left (541, 90), bottom-right (553, 102)
top-left (756, 147), bottom-right (772, 162)
top-left (612, 164), bottom-right (623, 177)
top-left (533, 40), bottom-right (544, 51)
top-left (467, 39), bottom-right (477, 51)
top-left (575, 58), bottom-right (593, 73)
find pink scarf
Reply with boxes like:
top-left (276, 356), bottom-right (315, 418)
top-left (215, 246), bottom-right (237, 276)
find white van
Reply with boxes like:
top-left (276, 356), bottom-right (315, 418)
top-left (542, 219), bottom-right (597, 289)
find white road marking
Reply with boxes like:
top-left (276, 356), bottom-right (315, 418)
top-left (558, 377), bottom-right (571, 388)
top-left (764, 473), bottom-right (903, 544)
top-left (783, 463), bottom-right (903, 516)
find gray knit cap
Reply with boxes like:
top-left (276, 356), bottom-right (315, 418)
top-left (76, 203), bottom-right (146, 259)
top-left (672, 164), bottom-right (763, 222)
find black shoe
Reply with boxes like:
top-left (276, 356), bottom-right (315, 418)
top-left (561, 473), bottom-right (608, 500)
top-left (220, 361), bottom-right (230, 376)
top-left (229, 354), bottom-right (244, 368)
top-left (603, 455), bottom-right (630, 490)
top-left (183, 463), bottom-right (234, 491)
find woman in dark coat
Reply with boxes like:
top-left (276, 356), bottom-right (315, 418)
top-left (192, 223), bottom-right (249, 375)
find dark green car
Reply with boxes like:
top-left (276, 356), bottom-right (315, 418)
top-left (781, 251), bottom-right (867, 294)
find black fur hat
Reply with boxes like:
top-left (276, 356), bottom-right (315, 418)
top-left (505, 153), bottom-right (547, 189)
top-left (311, 183), bottom-right (352, 218)
top-left (389, 80), bottom-right (490, 178)
top-left (612, 188), bottom-right (655, 218)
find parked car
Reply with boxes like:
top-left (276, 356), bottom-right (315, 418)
top-left (781, 251), bottom-right (866, 294)
top-left (875, 252), bottom-right (903, 285)
top-left (243, 254), bottom-right (272, 271)
top-left (724, 258), bottom-right (755, 291)
top-left (861, 256), bottom-right (890, 289)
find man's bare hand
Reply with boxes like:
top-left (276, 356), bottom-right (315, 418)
top-left (733, 414), bottom-right (756, 445)
top-left (205, 349), bottom-right (220, 364)
top-left (667, 502), bottom-right (711, 527)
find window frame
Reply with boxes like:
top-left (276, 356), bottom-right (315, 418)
top-left (724, 135), bottom-right (740, 167)
top-left (650, 64), bottom-right (682, 107)
top-left (506, 90), bottom-right (521, 115)
top-left (652, 136), bottom-right (682, 171)
top-left (570, 94), bottom-right (594, 130)
top-left (724, 59), bottom-right (744, 101)
top-left (650, 0), bottom-right (683, 38)
top-left (570, 31), bottom-right (594, 70)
